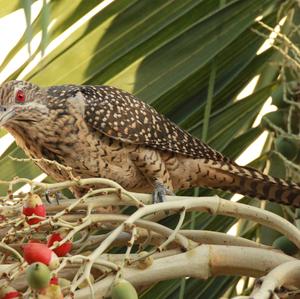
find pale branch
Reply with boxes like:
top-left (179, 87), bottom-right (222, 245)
top-left (45, 190), bottom-right (300, 250)
top-left (180, 230), bottom-right (270, 249)
top-left (62, 214), bottom-right (196, 251)
top-left (117, 225), bottom-right (137, 280)
top-left (123, 195), bottom-right (300, 249)
top-left (70, 223), bottom-right (126, 292)
top-left (9, 156), bottom-right (75, 180)
top-left (73, 244), bottom-right (297, 299)
top-left (158, 207), bottom-right (186, 252)
top-left (0, 177), bottom-right (135, 201)
top-left (0, 242), bottom-right (23, 263)
top-left (250, 261), bottom-right (300, 299)
top-left (69, 194), bottom-right (300, 292)
top-left (0, 263), bottom-right (19, 277)
top-left (100, 249), bottom-right (182, 263)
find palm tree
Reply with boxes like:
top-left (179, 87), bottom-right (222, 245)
top-left (0, 1), bottom-right (299, 298)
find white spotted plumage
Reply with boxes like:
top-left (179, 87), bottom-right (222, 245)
top-left (46, 84), bottom-right (228, 162)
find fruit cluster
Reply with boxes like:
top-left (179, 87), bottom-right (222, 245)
top-left (0, 193), bottom-right (139, 299)
top-left (261, 82), bottom-right (300, 165)
top-left (0, 194), bottom-right (72, 299)
top-left (261, 82), bottom-right (300, 253)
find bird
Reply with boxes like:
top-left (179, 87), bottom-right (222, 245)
top-left (0, 80), bottom-right (299, 206)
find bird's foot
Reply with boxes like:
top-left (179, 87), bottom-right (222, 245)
top-left (152, 181), bottom-right (174, 204)
top-left (45, 190), bottom-right (63, 205)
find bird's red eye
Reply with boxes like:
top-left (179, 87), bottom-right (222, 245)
top-left (15, 90), bottom-right (25, 103)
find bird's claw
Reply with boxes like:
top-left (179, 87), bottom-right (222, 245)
top-left (45, 190), bottom-right (62, 205)
top-left (152, 181), bottom-right (174, 204)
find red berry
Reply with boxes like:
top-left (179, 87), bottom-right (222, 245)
top-left (23, 205), bottom-right (46, 225)
top-left (0, 286), bottom-right (20, 299)
top-left (50, 276), bottom-right (59, 285)
top-left (47, 233), bottom-right (72, 257)
top-left (3, 292), bottom-right (20, 299)
top-left (23, 243), bottom-right (51, 264)
top-left (23, 243), bottom-right (59, 269)
top-left (23, 194), bottom-right (46, 225)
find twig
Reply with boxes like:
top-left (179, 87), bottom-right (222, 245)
top-left (63, 214), bottom-right (196, 251)
top-left (0, 242), bottom-right (23, 263)
top-left (250, 261), bottom-right (300, 299)
top-left (158, 208), bottom-right (186, 251)
top-left (257, 20), bottom-right (300, 58)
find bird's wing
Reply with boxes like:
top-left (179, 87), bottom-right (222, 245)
top-left (47, 84), bottom-right (227, 161)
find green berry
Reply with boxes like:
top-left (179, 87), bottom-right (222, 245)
top-left (273, 236), bottom-right (298, 255)
top-left (272, 85), bottom-right (286, 108)
top-left (26, 262), bottom-right (51, 290)
top-left (272, 82), bottom-right (298, 108)
top-left (111, 279), bottom-right (138, 299)
top-left (261, 110), bottom-right (285, 131)
top-left (274, 137), bottom-right (298, 161)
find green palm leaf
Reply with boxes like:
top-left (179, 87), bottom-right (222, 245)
top-left (0, 0), bottom-right (298, 297)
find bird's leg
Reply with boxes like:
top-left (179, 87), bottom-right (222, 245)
top-left (130, 148), bottom-right (174, 203)
top-left (152, 180), bottom-right (174, 203)
top-left (44, 190), bottom-right (63, 204)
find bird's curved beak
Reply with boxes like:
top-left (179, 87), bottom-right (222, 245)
top-left (0, 106), bottom-right (15, 127)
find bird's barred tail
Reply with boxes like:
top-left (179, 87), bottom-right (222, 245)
top-left (208, 162), bottom-right (300, 207)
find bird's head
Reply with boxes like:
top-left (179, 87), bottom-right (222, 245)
top-left (0, 80), bottom-right (47, 128)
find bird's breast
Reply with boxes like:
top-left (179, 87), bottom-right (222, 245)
top-left (4, 110), bottom-right (150, 192)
